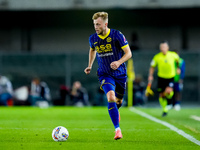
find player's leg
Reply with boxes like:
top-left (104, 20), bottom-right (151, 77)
top-left (116, 97), bottom-right (123, 109)
top-left (102, 85), bottom-right (120, 131)
top-left (106, 90), bottom-right (119, 128)
top-left (158, 77), bottom-right (175, 116)
top-left (164, 79), bottom-right (174, 109)
top-left (105, 90), bottom-right (122, 140)
top-left (114, 78), bottom-right (126, 125)
top-left (159, 92), bottom-right (168, 117)
top-left (159, 87), bottom-right (173, 115)
top-left (98, 74), bottom-right (123, 140)
top-left (157, 77), bottom-right (170, 116)
top-left (103, 83), bottom-right (124, 140)
top-left (100, 80), bottom-right (119, 129)
top-left (161, 84), bottom-right (174, 117)
top-left (113, 80), bottom-right (126, 140)
top-left (173, 82), bottom-right (181, 111)
top-left (115, 97), bottom-right (122, 123)
top-left (160, 87), bottom-right (174, 117)
top-left (115, 77), bottom-right (127, 109)
top-left (157, 77), bottom-right (166, 115)
top-left (165, 86), bottom-right (174, 99)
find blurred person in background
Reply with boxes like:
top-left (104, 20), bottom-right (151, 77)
top-left (53, 85), bottom-right (70, 106)
top-left (84, 12), bottom-right (132, 140)
top-left (29, 77), bottom-right (51, 107)
top-left (0, 75), bottom-right (13, 106)
top-left (172, 50), bottom-right (185, 111)
top-left (133, 74), bottom-right (146, 106)
top-left (70, 81), bottom-right (89, 106)
top-left (146, 41), bottom-right (180, 117)
top-left (95, 87), bottom-right (107, 106)
top-left (130, 32), bottom-right (140, 51)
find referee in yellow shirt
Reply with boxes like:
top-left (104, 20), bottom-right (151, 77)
top-left (146, 41), bottom-right (180, 117)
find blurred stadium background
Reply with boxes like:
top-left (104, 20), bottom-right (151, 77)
top-left (0, 0), bottom-right (200, 105)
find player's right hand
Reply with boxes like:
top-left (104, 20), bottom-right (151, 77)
top-left (84, 67), bottom-right (92, 75)
top-left (145, 86), bottom-right (154, 97)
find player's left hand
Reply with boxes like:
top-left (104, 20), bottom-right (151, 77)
top-left (84, 67), bottom-right (92, 75)
top-left (110, 61), bottom-right (121, 70)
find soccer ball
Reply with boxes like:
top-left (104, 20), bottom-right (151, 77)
top-left (52, 126), bottom-right (69, 142)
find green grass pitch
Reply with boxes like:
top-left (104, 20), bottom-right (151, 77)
top-left (0, 106), bottom-right (200, 150)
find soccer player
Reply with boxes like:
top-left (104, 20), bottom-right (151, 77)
top-left (173, 50), bottom-right (185, 111)
top-left (84, 12), bottom-right (132, 140)
top-left (146, 41), bottom-right (180, 117)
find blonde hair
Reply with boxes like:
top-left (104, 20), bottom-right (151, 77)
top-left (92, 12), bottom-right (108, 23)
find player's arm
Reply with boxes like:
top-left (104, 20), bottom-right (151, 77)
top-left (148, 57), bottom-right (157, 84)
top-left (179, 60), bottom-right (185, 90)
top-left (145, 67), bottom-right (155, 96)
top-left (176, 60), bottom-right (181, 75)
top-left (175, 53), bottom-right (181, 75)
top-left (180, 60), bottom-right (185, 80)
top-left (148, 67), bottom-right (155, 84)
top-left (84, 47), bottom-right (96, 75)
top-left (110, 45), bottom-right (132, 70)
top-left (145, 57), bottom-right (157, 96)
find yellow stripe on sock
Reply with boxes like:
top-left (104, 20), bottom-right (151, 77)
top-left (109, 107), bottom-right (114, 111)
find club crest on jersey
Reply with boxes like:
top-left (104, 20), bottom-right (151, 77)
top-left (106, 37), bottom-right (112, 42)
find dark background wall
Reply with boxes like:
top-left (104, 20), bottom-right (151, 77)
top-left (0, 8), bottom-right (200, 105)
top-left (0, 8), bottom-right (200, 52)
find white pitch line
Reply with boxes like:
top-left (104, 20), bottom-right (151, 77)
top-left (129, 107), bottom-right (200, 146)
top-left (190, 115), bottom-right (200, 122)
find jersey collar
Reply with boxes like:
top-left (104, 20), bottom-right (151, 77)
top-left (97, 29), bottom-right (110, 40)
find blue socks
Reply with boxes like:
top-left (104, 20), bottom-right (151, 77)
top-left (108, 102), bottom-right (119, 129)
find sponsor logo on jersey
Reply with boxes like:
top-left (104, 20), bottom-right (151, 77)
top-left (95, 44), bottom-right (113, 53)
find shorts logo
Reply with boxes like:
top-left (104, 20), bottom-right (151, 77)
top-left (102, 79), bottom-right (105, 85)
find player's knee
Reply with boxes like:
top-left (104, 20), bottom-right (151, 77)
top-left (165, 87), bottom-right (173, 94)
top-left (106, 91), bottom-right (116, 102)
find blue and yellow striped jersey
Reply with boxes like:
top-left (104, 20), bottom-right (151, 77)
top-left (89, 29), bottom-right (129, 77)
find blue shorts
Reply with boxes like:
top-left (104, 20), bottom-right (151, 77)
top-left (97, 72), bottom-right (127, 99)
top-left (174, 82), bottom-right (180, 92)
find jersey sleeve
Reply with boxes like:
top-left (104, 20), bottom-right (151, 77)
top-left (116, 31), bottom-right (129, 49)
top-left (174, 52), bottom-right (180, 61)
top-left (150, 55), bottom-right (157, 67)
top-left (89, 35), bottom-right (95, 50)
